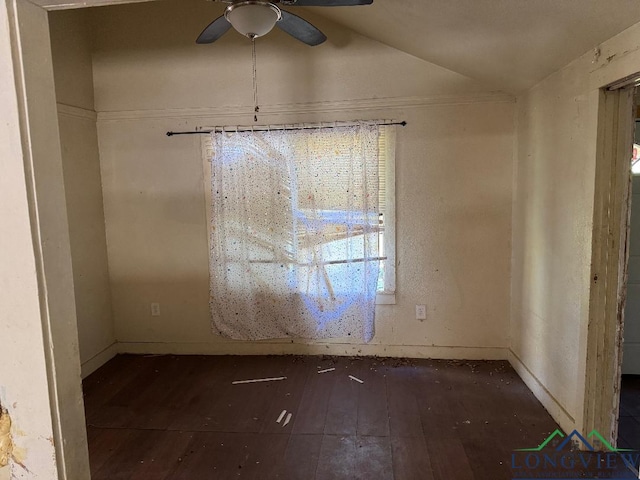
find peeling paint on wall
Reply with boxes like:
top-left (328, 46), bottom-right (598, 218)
top-left (0, 402), bottom-right (28, 473)
top-left (0, 404), bottom-right (13, 468)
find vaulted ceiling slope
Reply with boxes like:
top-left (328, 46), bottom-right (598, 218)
top-left (38, 0), bottom-right (640, 93)
top-left (304, 0), bottom-right (640, 93)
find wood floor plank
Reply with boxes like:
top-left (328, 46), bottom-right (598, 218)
top-left (390, 435), bottom-right (435, 480)
top-left (166, 431), bottom-right (235, 480)
top-left (315, 435), bottom-right (358, 480)
top-left (82, 354), bottom-right (148, 407)
top-left (166, 430), bottom-right (291, 479)
top-left (356, 361), bottom-right (389, 437)
top-left (91, 429), bottom-right (160, 480)
top-left (385, 365), bottom-right (423, 438)
top-left (315, 434), bottom-right (394, 480)
top-left (126, 356), bottom-right (208, 430)
top-left (354, 435), bottom-right (394, 480)
top-left (460, 426), bottom-right (512, 480)
top-left (167, 356), bottom-right (239, 432)
top-left (127, 430), bottom-right (193, 480)
top-left (275, 434), bottom-right (323, 479)
top-left (170, 431), bottom-right (291, 480)
top-left (291, 360), bottom-right (339, 434)
top-left (231, 433), bottom-right (291, 479)
top-left (86, 427), bottom-right (138, 475)
top-left (85, 356), bottom-right (160, 427)
top-left (426, 437), bottom-right (475, 480)
top-left (324, 357), bottom-right (360, 436)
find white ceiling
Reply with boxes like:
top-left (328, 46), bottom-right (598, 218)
top-left (39, 0), bottom-right (640, 93)
top-left (302, 0), bottom-right (640, 92)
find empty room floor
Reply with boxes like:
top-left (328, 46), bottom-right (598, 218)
top-left (83, 355), bottom-right (637, 479)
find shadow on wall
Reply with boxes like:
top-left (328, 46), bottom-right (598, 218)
top-left (511, 88), bottom-right (589, 419)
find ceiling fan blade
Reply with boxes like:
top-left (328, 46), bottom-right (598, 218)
top-left (276, 10), bottom-right (327, 46)
top-left (285, 0), bottom-right (372, 6)
top-left (196, 15), bottom-right (232, 44)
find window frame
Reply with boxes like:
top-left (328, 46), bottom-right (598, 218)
top-left (376, 125), bottom-right (396, 304)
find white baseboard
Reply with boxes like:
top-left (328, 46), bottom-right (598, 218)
top-left (81, 342), bottom-right (118, 378)
top-left (117, 341), bottom-right (508, 360)
top-left (622, 343), bottom-right (640, 374)
top-left (508, 349), bottom-right (575, 433)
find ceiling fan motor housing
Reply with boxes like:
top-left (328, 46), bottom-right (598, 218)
top-left (224, 1), bottom-right (282, 38)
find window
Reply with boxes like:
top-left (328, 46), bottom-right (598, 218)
top-left (202, 123), bottom-right (396, 305)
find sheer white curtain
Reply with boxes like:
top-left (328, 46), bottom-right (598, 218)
top-left (208, 123), bottom-right (380, 342)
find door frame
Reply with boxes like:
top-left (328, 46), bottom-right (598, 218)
top-left (583, 85), bottom-right (635, 447)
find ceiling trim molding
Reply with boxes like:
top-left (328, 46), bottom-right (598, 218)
top-left (57, 103), bottom-right (97, 121)
top-left (97, 92), bottom-right (514, 122)
top-left (31, 0), bottom-right (157, 11)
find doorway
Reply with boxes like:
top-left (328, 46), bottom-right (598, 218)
top-left (618, 91), bottom-right (640, 451)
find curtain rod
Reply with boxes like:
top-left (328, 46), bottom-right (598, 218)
top-left (166, 120), bottom-right (407, 136)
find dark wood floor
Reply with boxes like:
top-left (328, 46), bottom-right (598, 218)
top-left (83, 355), bottom-right (637, 479)
top-left (619, 375), bottom-right (640, 451)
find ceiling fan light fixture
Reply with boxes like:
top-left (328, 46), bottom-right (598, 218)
top-left (225, 1), bottom-right (282, 38)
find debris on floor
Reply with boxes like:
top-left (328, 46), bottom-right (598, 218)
top-left (317, 368), bottom-right (335, 374)
top-left (232, 376), bottom-right (287, 385)
top-left (348, 375), bottom-right (364, 384)
top-left (282, 413), bottom-right (292, 427)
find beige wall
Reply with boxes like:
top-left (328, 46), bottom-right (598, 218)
top-left (92, 0), bottom-right (514, 358)
top-left (50, 9), bottom-right (116, 376)
top-left (511, 21), bottom-right (640, 433)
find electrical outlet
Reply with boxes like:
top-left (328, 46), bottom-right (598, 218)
top-left (151, 302), bottom-right (161, 317)
top-left (415, 304), bottom-right (426, 320)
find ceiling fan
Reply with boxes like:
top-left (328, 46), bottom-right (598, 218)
top-left (196, 0), bottom-right (373, 47)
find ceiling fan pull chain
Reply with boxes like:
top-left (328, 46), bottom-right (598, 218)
top-left (252, 36), bottom-right (259, 122)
